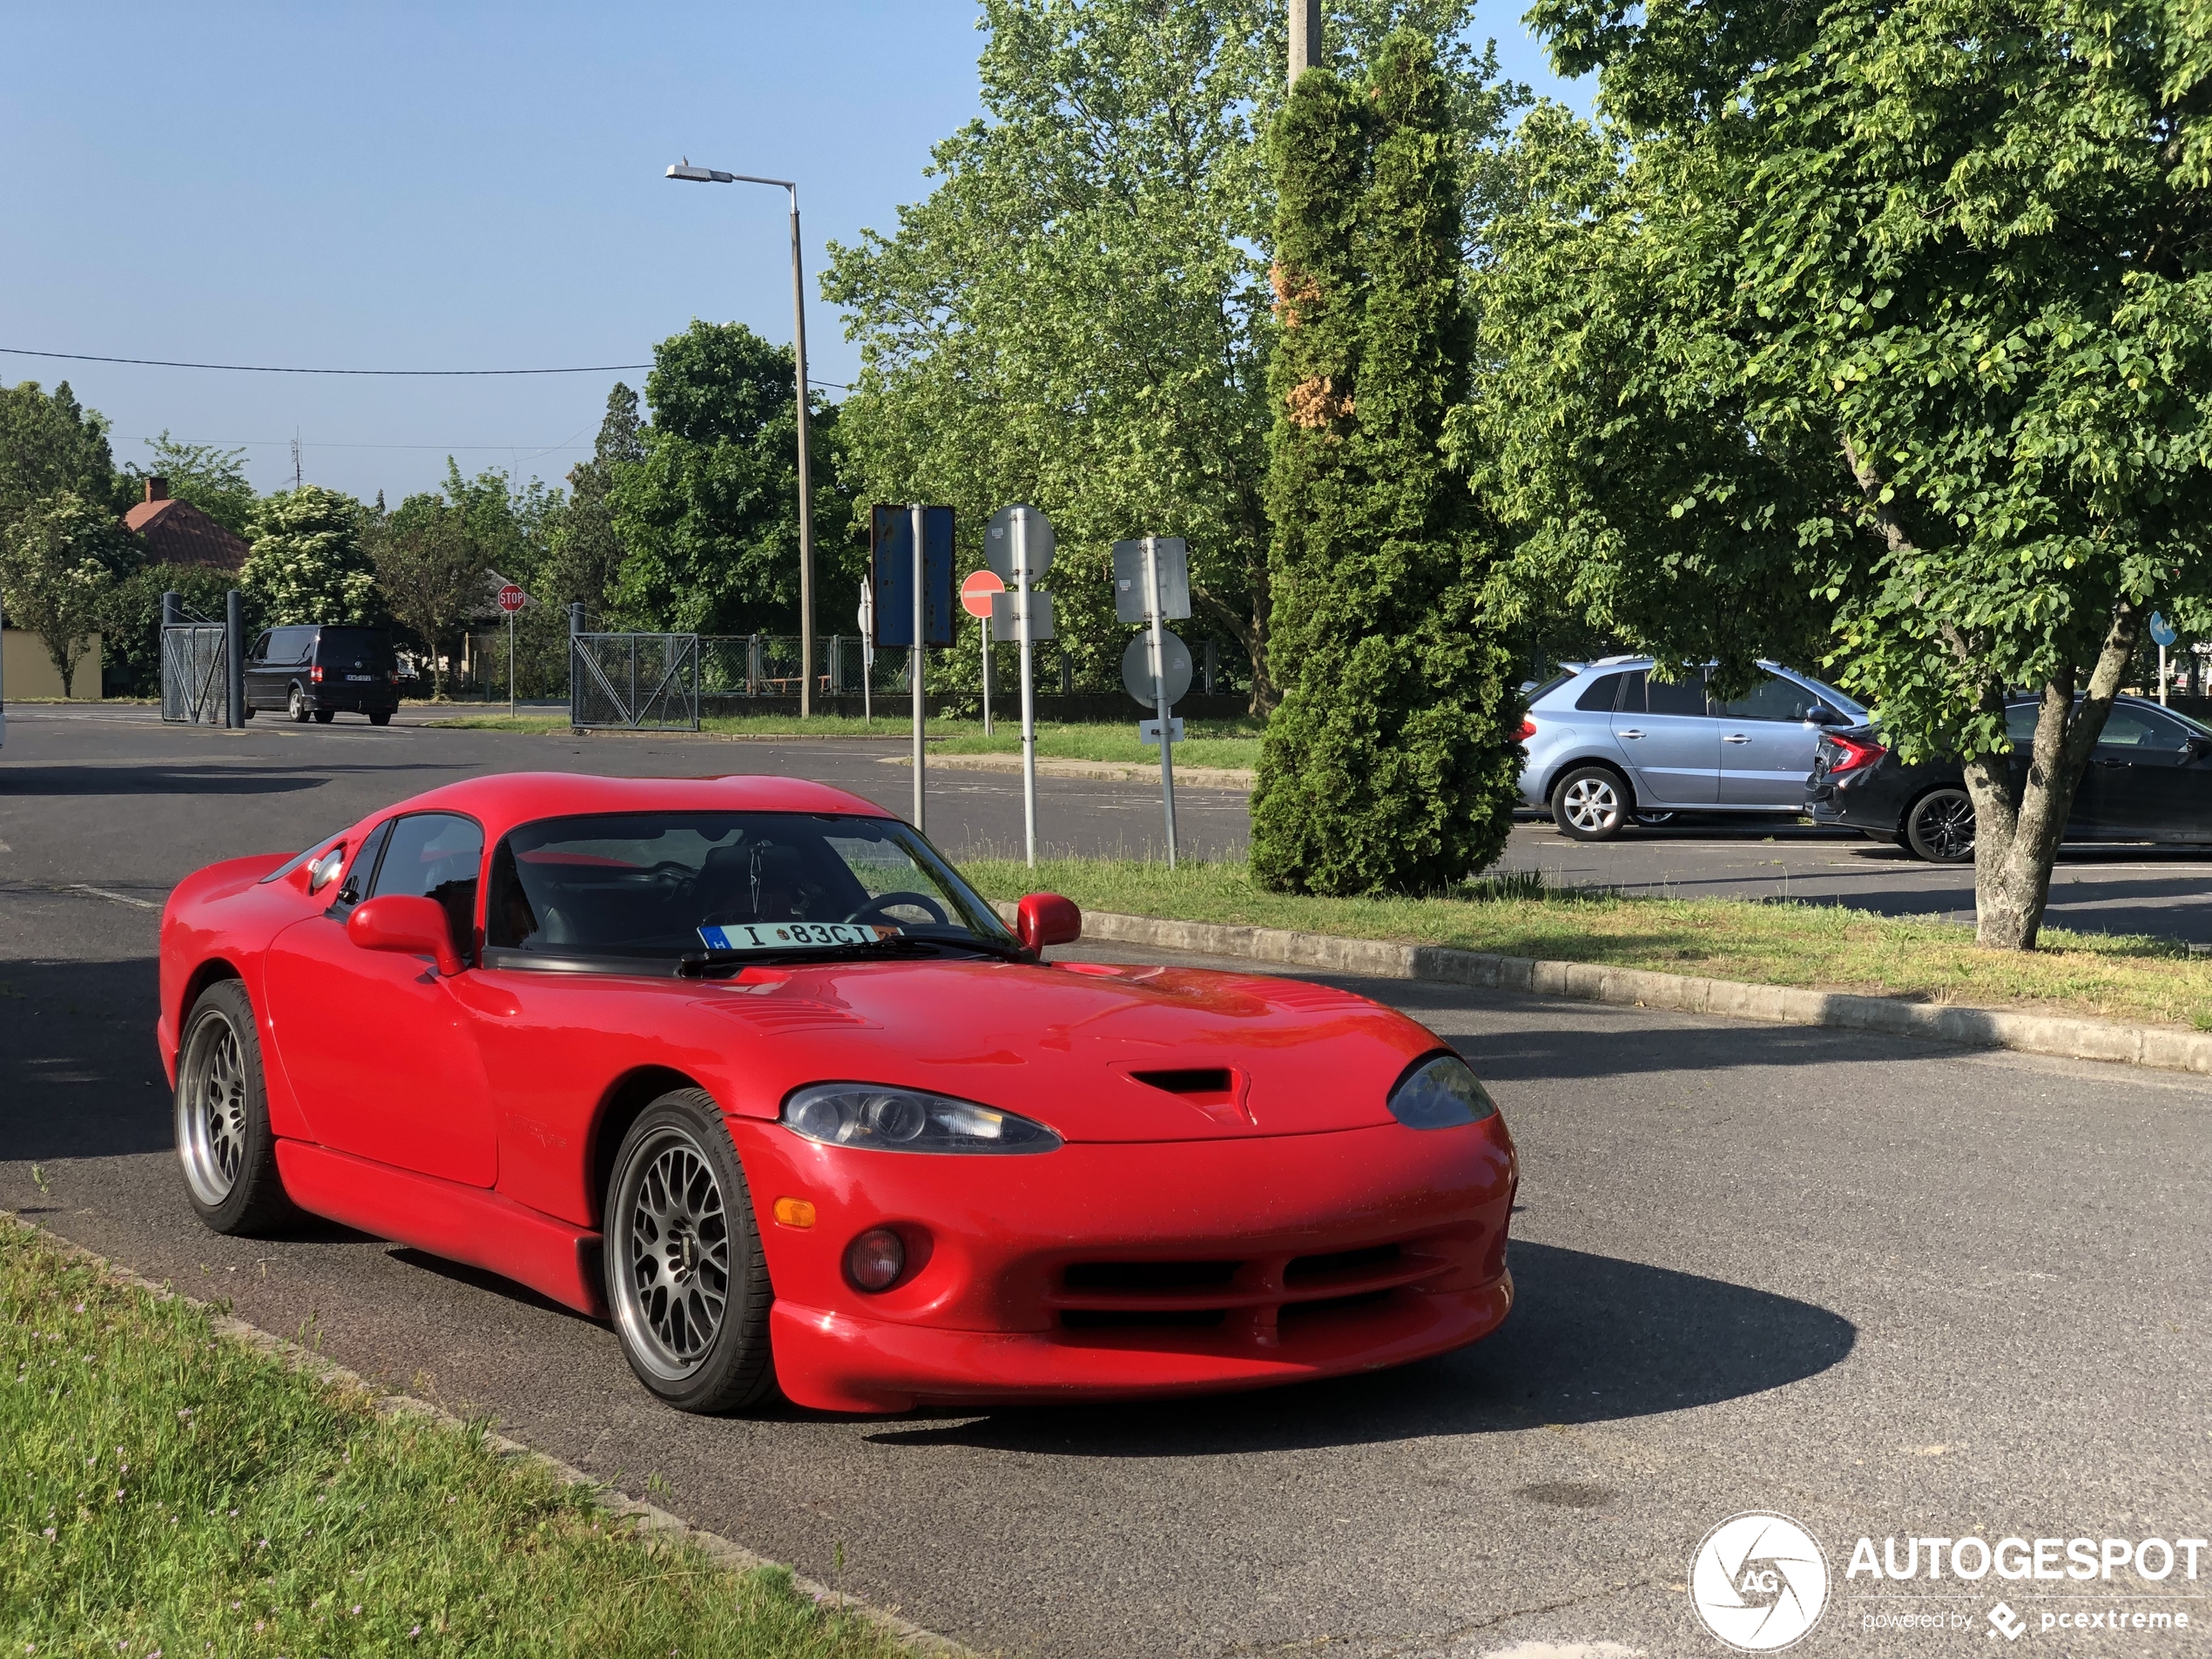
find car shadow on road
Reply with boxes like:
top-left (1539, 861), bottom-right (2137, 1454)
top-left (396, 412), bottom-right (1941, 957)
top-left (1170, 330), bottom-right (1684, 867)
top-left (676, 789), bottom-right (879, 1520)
top-left (0, 958), bottom-right (169, 1162)
top-left (0, 763), bottom-right (451, 797)
top-left (861, 1239), bottom-right (1854, 1455)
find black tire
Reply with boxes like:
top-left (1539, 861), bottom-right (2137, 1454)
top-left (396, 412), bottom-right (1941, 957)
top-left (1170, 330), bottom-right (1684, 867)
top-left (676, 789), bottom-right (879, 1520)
top-left (287, 685), bottom-right (311, 724)
top-left (312, 709), bottom-right (336, 725)
top-left (174, 980), bottom-right (299, 1235)
top-left (368, 710), bottom-right (392, 727)
top-left (239, 704), bottom-right (256, 721)
top-left (1904, 786), bottom-right (1975, 863)
top-left (604, 1089), bottom-right (774, 1413)
top-left (1551, 765), bottom-right (1633, 841)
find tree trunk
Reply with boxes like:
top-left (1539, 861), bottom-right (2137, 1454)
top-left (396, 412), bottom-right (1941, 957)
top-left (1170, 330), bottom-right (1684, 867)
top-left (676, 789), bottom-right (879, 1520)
top-left (1962, 603), bottom-right (2142, 949)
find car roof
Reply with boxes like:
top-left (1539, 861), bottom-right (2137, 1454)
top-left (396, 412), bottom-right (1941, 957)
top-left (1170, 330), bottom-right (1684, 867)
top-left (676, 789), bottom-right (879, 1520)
top-left (374, 771), bottom-right (899, 840)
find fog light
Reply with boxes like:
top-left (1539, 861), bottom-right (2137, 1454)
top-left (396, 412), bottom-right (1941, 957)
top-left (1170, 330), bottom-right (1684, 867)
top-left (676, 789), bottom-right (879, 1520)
top-left (772, 1197), bottom-right (816, 1229)
top-left (846, 1227), bottom-right (905, 1291)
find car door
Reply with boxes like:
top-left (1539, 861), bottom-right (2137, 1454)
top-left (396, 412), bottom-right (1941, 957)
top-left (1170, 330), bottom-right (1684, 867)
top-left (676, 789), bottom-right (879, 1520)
top-left (260, 811), bottom-right (497, 1186)
top-left (2075, 705), bottom-right (2210, 841)
top-left (1712, 672), bottom-right (1837, 806)
top-left (243, 631), bottom-right (274, 709)
top-left (1609, 670), bottom-right (1718, 805)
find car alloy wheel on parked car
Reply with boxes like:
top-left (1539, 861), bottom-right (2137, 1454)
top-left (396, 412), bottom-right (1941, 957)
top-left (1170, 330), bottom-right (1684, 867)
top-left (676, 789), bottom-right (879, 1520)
top-left (1551, 765), bottom-right (1631, 840)
top-left (1905, 786), bottom-right (1975, 863)
top-left (174, 981), bottom-right (298, 1235)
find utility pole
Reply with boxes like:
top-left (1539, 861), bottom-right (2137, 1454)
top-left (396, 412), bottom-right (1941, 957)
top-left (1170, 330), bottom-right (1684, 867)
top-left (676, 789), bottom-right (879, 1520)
top-left (1289, 0), bottom-right (1320, 84)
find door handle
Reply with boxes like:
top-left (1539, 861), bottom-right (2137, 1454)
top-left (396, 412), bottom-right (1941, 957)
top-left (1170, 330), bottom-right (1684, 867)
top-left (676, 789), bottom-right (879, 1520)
top-left (1723, 733), bottom-right (1751, 744)
top-left (1618, 729), bottom-right (1644, 739)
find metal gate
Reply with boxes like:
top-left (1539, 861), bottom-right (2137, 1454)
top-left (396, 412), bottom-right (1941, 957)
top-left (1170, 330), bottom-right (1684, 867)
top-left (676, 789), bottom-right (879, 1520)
top-left (160, 624), bottom-right (230, 725)
top-left (570, 631), bottom-right (700, 730)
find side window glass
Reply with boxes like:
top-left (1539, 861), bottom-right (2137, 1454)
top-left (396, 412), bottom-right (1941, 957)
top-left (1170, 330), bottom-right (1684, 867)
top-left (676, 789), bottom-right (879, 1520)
top-left (2005, 705), bottom-right (2040, 745)
top-left (1575, 671), bottom-right (1626, 712)
top-left (370, 813), bottom-right (484, 947)
top-left (1714, 674), bottom-right (1817, 723)
top-left (249, 631), bottom-right (271, 661)
top-left (2100, 709), bottom-right (2186, 751)
top-left (334, 821), bottom-right (394, 911)
top-left (1644, 671), bottom-right (1707, 717)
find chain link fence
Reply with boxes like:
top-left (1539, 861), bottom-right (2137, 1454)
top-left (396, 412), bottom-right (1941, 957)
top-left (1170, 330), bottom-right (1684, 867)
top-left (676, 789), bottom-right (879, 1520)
top-left (159, 624), bottom-right (231, 725)
top-left (699, 635), bottom-right (917, 700)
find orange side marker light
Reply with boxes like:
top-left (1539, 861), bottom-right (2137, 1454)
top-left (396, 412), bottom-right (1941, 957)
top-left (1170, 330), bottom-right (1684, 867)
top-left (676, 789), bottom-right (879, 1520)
top-left (772, 1197), bottom-right (817, 1230)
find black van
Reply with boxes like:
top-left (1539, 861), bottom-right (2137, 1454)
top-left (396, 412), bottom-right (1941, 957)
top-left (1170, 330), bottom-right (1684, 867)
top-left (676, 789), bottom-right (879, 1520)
top-left (244, 625), bottom-right (401, 725)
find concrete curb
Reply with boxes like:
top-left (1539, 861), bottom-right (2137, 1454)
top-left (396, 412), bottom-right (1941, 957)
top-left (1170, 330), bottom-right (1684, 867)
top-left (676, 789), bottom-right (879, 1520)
top-left (1011, 905), bottom-right (2212, 1076)
top-left (880, 752), bottom-right (1256, 791)
top-left (3, 1213), bottom-right (972, 1659)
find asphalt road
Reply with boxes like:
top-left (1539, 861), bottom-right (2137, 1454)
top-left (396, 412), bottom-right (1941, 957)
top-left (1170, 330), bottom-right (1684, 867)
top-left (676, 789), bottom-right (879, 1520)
top-left (2, 705), bottom-right (2208, 1656)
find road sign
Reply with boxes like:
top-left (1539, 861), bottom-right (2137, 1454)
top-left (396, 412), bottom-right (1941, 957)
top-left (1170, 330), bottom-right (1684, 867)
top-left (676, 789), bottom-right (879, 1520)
top-left (1122, 630), bottom-right (1192, 707)
top-left (1139, 717), bottom-right (1185, 746)
top-left (497, 583), bottom-right (528, 614)
top-left (990, 589), bottom-right (1055, 641)
top-left (869, 504), bottom-right (954, 648)
top-left (961, 569), bottom-right (1005, 619)
top-left (2152, 611), bottom-right (2178, 648)
top-left (1112, 537), bottom-right (1190, 623)
top-left (986, 505), bottom-right (1054, 583)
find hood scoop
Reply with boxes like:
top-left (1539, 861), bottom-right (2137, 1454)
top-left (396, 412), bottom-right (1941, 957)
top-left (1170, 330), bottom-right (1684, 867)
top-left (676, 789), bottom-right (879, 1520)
top-left (1129, 1067), bottom-right (1252, 1127)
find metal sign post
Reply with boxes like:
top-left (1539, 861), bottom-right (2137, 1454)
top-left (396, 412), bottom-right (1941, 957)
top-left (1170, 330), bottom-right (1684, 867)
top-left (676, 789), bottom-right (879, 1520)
top-left (1145, 537), bottom-right (1177, 867)
top-left (497, 583), bottom-right (527, 717)
top-left (988, 505), bottom-right (1055, 867)
top-left (910, 502), bottom-right (926, 831)
top-left (869, 503), bottom-right (954, 826)
top-left (1114, 536), bottom-right (1191, 869)
top-left (857, 578), bottom-right (873, 726)
top-left (961, 569), bottom-right (1005, 736)
top-left (2152, 611), bottom-right (2178, 706)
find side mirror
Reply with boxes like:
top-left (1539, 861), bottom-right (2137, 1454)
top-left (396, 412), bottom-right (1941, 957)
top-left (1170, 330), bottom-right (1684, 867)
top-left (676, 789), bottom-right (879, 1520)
top-left (1805, 705), bottom-right (1844, 725)
top-left (347, 894), bottom-right (463, 977)
top-left (1015, 893), bottom-right (1082, 954)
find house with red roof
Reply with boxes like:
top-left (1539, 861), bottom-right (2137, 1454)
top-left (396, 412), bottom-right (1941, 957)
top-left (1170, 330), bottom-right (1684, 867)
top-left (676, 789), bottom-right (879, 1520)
top-left (124, 478), bottom-right (250, 573)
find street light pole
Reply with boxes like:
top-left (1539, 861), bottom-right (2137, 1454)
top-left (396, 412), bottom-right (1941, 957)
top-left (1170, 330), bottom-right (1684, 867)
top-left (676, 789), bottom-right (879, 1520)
top-left (665, 160), bottom-right (816, 718)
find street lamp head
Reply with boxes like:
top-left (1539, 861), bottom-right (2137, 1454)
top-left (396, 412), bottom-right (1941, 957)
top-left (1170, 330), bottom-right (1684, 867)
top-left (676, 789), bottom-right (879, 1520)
top-left (666, 161), bottom-right (733, 183)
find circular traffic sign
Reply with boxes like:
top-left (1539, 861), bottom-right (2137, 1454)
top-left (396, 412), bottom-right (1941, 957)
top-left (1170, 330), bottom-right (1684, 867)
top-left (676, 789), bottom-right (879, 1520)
top-left (497, 583), bottom-right (528, 615)
top-left (1121, 630), bottom-right (1191, 707)
top-left (985, 504), bottom-right (1054, 583)
top-left (961, 568), bottom-right (1005, 619)
top-left (2151, 610), bottom-right (2178, 648)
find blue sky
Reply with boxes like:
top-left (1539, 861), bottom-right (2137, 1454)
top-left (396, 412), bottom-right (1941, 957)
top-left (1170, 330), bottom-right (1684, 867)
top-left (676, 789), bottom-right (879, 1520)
top-left (1, 3), bottom-right (1584, 504)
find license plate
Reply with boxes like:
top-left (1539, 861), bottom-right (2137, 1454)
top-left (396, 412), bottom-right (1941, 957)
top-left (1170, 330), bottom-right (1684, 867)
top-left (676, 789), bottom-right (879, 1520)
top-left (698, 922), bottom-right (896, 952)
top-left (345, 673), bottom-right (374, 682)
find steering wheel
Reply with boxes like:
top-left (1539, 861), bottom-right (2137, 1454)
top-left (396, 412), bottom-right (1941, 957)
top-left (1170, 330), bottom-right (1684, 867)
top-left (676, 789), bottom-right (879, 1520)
top-left (846, 890), bottom-right (948, 927)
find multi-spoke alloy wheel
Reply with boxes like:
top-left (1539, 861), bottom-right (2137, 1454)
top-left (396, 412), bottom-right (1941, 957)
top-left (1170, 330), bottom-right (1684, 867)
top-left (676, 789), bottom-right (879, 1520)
top-left (1905, 787), bottom-right (1975, 863)
top-left (173, 980), bottom-right (296, 1235)
top-left (1551, 765), bottom-right (1632, 841)
top-left (604, 1090), bottom-right (774, 1412)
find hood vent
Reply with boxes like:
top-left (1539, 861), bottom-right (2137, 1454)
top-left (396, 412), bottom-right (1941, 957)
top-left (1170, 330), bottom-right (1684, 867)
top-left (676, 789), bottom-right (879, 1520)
top-left (1132, 1067), bottom-right (1234, 1099)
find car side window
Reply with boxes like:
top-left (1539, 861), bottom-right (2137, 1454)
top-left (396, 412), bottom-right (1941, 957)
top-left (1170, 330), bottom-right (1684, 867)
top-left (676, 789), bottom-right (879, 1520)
top-left (2005, 705), bottom-right (2040, 745)
top-left (332, 820), bottom-right (394, 913)
top-left (1575, 671), bottom-right (1627, 711)
top-left (2099, 708), bottom-right (2188, 750)
top-left (1622, 671), bottom-right (1705, 717)
top-left (1712, 674), bottom-right (1819, 723)
top-left (248, 631), bottom-right (272, 662)
top-left (273, 626), bottom-right (313, 663)
top-left (369, 813), bottom-right (484, 948)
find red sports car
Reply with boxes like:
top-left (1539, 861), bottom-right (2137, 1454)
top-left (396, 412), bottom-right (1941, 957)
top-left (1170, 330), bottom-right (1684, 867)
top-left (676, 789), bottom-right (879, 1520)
top-left (158, 772), bottom-right (1518, 1413)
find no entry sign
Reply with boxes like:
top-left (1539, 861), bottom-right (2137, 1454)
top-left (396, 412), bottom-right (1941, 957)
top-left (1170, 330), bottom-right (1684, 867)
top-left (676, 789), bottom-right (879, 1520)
top-left (961, 569), bottom-right (1005, 619)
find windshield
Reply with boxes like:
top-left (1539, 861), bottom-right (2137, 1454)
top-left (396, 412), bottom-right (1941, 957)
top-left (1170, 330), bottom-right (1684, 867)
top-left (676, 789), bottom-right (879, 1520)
top-left (485, 811), bottom-right (1014, 963)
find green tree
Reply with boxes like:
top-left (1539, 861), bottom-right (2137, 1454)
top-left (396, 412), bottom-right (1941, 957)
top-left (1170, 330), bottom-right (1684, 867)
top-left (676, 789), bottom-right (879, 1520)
top-left (0, 381), bottom-right (122, 537)
top-left (365, 492), bottom-right (489, 698)
top-left (1489, 0), bottom-right (2212, 948)
top-left (241, 486), bottom-right (376, 626)
top-left (606, 322), bottom-right (842, 634)
top-left (1251, 32), bottom-right (1519, 894)
top-left (543, 384), bottom-right (644, 615)
top-left (96, 563), bottom-right (238, 698)
top-left (823, 0), bottom-right (1512, 706)
top-left (0, 492), bottom-right (144, 696)
top-left (123, 432), bottom-right (258, 535)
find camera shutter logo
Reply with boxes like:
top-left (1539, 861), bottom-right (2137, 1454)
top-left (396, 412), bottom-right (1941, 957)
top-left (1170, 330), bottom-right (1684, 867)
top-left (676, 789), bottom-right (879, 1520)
top-left (1690, 1512), bottom-right (1830, 1650)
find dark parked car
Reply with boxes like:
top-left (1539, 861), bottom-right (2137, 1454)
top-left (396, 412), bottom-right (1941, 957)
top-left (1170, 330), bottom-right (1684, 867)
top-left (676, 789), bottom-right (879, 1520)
top-left (245, 625), bottom-right (400, 725)
top-left (1807, 694), bottom-right (2212, 861)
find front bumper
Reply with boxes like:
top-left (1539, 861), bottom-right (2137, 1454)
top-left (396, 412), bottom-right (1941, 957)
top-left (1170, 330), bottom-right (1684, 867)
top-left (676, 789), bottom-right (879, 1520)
top-left (733, 1116), bottom-right (1518, 1413)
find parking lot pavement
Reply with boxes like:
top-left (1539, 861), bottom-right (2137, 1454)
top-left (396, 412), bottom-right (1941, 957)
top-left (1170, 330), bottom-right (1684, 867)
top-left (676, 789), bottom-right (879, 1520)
top-left (2, 816), bottom-right (2206, 1654)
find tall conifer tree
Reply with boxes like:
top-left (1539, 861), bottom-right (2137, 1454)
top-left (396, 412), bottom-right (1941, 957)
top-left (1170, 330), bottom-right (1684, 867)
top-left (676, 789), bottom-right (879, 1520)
top-left (1251, 30), bottom-right (1518, 895)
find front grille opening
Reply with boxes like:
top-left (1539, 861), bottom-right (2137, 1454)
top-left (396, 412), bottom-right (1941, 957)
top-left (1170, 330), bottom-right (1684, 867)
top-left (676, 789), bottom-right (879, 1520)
top-left (1061, 1308), bottom-right (1227, 1330)
top-left (1131, 1068), bottom-right (1236, 1098)
top-left (1278, 1289), bottom-right (1393, 1326)
top-left (1286, 1243), bottom-right (1401, 1285)
top-left (1064, 1259), bottom-right (1240, 1292)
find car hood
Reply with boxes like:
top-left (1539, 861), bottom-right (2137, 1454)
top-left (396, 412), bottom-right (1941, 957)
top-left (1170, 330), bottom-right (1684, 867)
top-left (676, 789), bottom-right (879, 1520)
top-left (686, 956), bottom-right (1443, 1143)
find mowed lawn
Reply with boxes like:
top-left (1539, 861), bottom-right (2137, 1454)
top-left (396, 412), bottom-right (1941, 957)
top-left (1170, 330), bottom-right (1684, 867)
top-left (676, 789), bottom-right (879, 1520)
top-left (961, 858), bottom-right (2212, 1031)
top-left (0, 1223), bottom-right (901, 1659)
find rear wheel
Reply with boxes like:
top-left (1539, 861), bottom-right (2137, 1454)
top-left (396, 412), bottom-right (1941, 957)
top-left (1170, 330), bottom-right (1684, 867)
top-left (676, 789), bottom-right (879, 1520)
top-left (312, 709), bottom-right (335, 725)
top-left (1551, 765), bottom-right (1632, 841)
top-left (287, 685), bottom-right (311, 723)
top-left (1904, 787), bottom-right (1975, 863)
top-left (368, 710), bottom-right (392, 727)
top-left (175, 981), bottom-right (298, 1235)
top-left (604, 1089), bottom-right (774, 1413)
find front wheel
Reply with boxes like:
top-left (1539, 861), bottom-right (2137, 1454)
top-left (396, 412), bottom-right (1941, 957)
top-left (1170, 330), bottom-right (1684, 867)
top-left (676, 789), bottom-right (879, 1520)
top-left (1551, 765), bottom-right (1632, 841)
top-left (1904, 787), bottom-right (1975, 863)
top-left (175, 980), bottom-right (298, 1235)
top-left (604, 1090), bottom-right (775, 1413)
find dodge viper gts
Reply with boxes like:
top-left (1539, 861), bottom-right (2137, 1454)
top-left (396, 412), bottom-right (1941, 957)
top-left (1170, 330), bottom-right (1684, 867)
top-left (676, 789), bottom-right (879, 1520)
top-left (159, 772), bottom-right (1518, 1413)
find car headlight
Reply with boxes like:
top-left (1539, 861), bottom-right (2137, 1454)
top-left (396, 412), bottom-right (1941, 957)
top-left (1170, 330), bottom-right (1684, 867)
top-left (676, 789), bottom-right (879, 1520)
top-left (1386, 1054), bottom-right (1499, 1130)
top-left (781, 1083), bottom-right (1062, 1154)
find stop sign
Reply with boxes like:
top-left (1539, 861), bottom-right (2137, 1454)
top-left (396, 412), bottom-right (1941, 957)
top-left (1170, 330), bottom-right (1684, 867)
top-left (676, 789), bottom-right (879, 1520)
top-left (960, 568), bottom-right (1005, 619)
top-left (496, 583), bottom-right (527, 615)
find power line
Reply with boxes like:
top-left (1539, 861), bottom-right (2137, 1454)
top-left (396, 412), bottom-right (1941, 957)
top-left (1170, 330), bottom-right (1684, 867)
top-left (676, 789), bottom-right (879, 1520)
top-left (3, 345), bottom-right (651, 376)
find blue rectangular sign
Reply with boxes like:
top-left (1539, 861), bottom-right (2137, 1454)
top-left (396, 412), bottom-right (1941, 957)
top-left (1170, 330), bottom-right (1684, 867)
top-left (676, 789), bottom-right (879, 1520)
top-left (870, 504), bottom-right (955, 648)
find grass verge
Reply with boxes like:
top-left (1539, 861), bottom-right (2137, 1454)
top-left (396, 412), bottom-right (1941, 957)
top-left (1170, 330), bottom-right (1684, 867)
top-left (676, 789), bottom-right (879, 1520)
top-left (0, 1221), bottom-right (904, 1658)
top-left (428, 711), bottom-right (1265, 770)
top-left (961, 857), bottom-right (2212, 1031)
